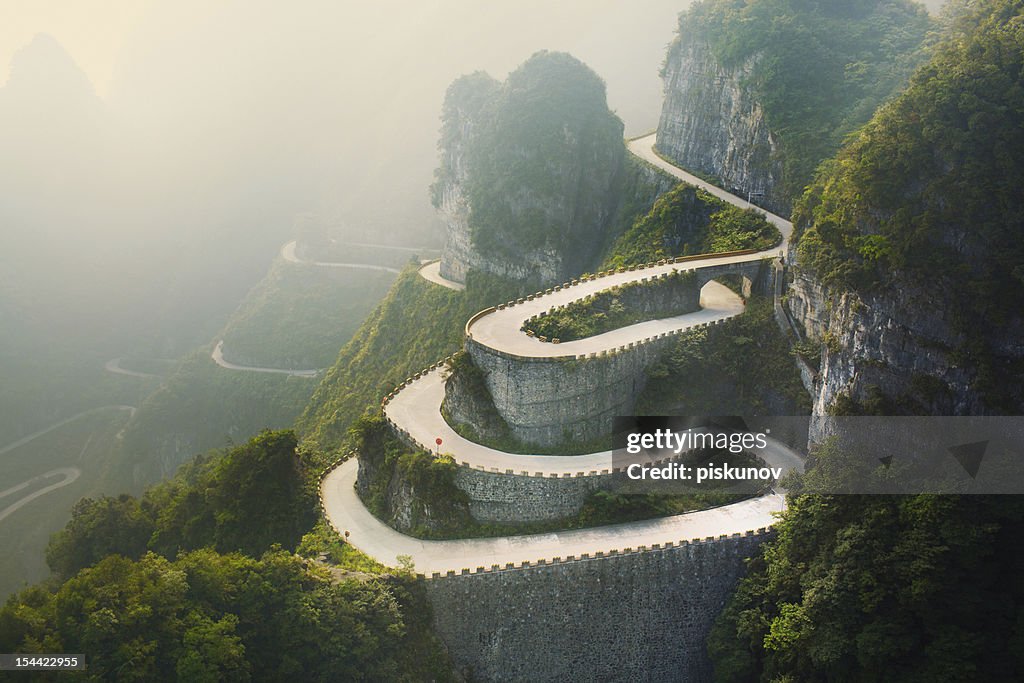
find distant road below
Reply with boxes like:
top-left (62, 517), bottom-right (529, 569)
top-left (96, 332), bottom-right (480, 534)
top-left (281, 241), bottom-right (402, 273)
top-left (0, 468), bottom-right (81, 524)
top-left (211, 340), bottom-right (320, 378)
top-left (0, 405), bottom-right (136, 457)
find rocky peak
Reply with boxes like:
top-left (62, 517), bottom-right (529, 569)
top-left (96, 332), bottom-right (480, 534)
top-left (432, 51), bottom-right (625, 287)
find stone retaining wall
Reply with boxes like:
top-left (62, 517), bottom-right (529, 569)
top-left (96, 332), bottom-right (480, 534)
top-left (454, 467), bottom-right (611, 522)
top-left (467, 334), bottom-right (676, 448)
top-left (425, 530), bottom-right (770, 682)
top-left (462, 254), bottom-right (775, 449)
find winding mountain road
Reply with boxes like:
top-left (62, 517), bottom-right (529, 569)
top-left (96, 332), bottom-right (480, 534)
top-left (0, 468), bottom-right (82, 524)
top-left (418, 259), bottom-right (465, 291)
top-left (323, 459), bottom-right (786, 575)
top-left (0, 405), bottom-right (136, 457)
top-left (211, 239), bottom-right (413, 376)
top-left (0, 405), bottom-right (137, 524)
top-left (211, 340), bottom-right (321, 377)
top-left (281, 240), bottom-right (402, 273)
top-left (629, 133), bottom-right (792, 243)
top-left (321, 133), bottom-right (800, 573)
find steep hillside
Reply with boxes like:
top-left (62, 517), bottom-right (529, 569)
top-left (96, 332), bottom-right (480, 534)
top-left (220, 259), bottom-right (396, 370)
top-left (788, 0), bottom-right (1024, 415)
top-left (657, 0), bottom-right (933, 213)
top-left (118, 352), bottom-right (313, 485)
top-left (296, 267), bottom-right (527, 453)
top-left (711, 2), bottom-right (1024, 679)
top-left (602, 182), bottom-right (779, 268)
top-left (0, 431), bottom-right (452, 680)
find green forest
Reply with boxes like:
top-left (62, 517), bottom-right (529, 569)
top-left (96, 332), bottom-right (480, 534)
top-left (0, 431), bottom-right (453, 680)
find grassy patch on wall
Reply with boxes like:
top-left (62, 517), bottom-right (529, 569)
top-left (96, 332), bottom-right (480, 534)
top-left (639, 298), bottom-right (811, 416)
top-left (524, 270), bottom-right (698, 342)
top-left (603, 184), bottom-right (779, 268)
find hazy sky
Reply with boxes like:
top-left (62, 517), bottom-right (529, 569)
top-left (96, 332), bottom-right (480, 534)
top-left (0, 0), bottom-right (951, 102)
top-left (0, 1), bottom-right (694, 351)
top-left (0, 1), bottom-right (684, 110)
top-left (0, 0), bottom-right (152, 97)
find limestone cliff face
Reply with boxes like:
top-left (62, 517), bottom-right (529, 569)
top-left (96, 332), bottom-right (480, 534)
top-left (433, 52), bottom-right (625, 287)
top-left (355, 448), bottom-right (472, 535)
top-left (657, 37), bottom-right (785, 215)
top-left (782, 4), bottom-right (1024, 422)
top-left (441, 361), bottom-right (510, 445)
top-left (787, 258), bottom-right (1024, 426)
top-left (432, 72), bottom-right (498, 284)
top-left (436, 159), bottom-right (565, 286)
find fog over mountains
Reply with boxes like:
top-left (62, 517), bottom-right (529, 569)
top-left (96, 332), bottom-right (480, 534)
top-left (0, 1), bottom-right (691, 361)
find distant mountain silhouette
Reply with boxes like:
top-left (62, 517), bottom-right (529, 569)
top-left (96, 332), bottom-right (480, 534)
top-left (0, 34), bottom-right (112, 249)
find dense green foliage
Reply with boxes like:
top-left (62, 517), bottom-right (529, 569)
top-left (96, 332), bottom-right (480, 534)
top-left (46, 431), bottom-right (315, 579)
top-left (4, 430), bottom-right (451, 680)
top-left (1, 549), bottom-right (452, 682)
top-left (794, 0), bottom-right (1024, 304)
top-left (603, 184), bottom-right (779, 268)
top-left (221, 260), bottom-right (396, 369)
top-left (526, 271), bottom-right (698, 342)
top-left (709, 487), bottom-right (1024, 680)
top-left (638, 299), bottom-right (811, 416)
top-left (791, 0), bottom-right (1024, 410)
top-left (675, 0), bottom-right (933, 202)
top-left (429, 71), bottom-right (500, 209)
top-left (350, 415), bottom-right (474, 538)
top-left (297, 265), bottom-right (526, 455)
top-left (708, 6), bottom-right (1024, 680)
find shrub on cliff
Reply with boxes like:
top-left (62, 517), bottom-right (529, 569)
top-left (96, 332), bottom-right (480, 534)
top-left (604, 183), bottom-right (780, 267)
top-left (46, 430), bottom-right (316, 579)
top-left (708, 492), bottom-right (1024, 681)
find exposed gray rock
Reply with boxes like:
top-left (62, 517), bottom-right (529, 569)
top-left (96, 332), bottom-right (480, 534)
top-left (433, 53), bottom-right (625, 287)
top-left (658, 37), bottom-right (785, 215)
top-left (786, 257), bottom-right (1024, 429)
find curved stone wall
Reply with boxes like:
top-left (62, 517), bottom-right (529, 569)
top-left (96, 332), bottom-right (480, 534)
top-left (466, 334), bottom-right (675, 448)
